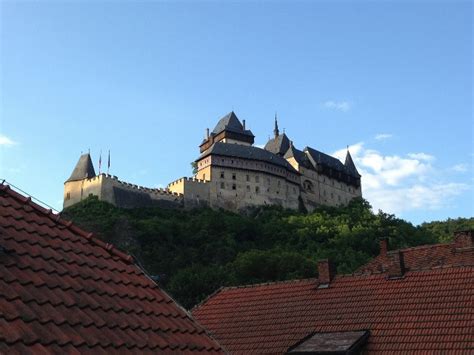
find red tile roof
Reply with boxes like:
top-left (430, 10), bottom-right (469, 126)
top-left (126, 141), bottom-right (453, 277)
top-left (356, 235), bottom-right (473, 275)
top-left (193, 241), bottom-right (474, 353)
top-left (0, 184), bottom-right (224, 354)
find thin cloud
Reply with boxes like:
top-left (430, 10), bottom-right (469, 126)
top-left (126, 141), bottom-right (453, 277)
top-left (407, 153), bottom-right (435, 161)
top-left (375, 133), bottom-right (392, 141)
top-left (0, 134), bottom-right (17, 146)
top-left (323, 100), bottom-right (352, 112)
top-left (332, 144), bottom-right (468, 214)
top-left (451, 164), bottom-right (468, 173)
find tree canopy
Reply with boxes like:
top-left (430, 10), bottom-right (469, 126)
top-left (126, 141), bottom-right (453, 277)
top-left (63, 196), bottom-right (472, 309)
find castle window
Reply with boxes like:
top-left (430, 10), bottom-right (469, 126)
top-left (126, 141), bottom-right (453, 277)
top-left (66, 192), bottom-right (71, 200)
top-left (232, 173), bottom-right (236, 180)
top-left (255, 186), bottom-right (260, 194)
top-left (232, 184), bottom-right (236, 190)
top-left (247, 185), bottom-right (250, 191)
top-left (220, 171), bottom-right (225, 178)
top-left (246, 175), bottom-right (250, 182)
top-left (231, 160), bottom-right (234, 164)
top-left (255, 176), bottom-right (260, 183)
top-left (220, 182), bottom-right (225, 189)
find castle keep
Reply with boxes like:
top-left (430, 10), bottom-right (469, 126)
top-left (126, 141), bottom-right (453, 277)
top-left (64, 112), bottom-right (361, 211)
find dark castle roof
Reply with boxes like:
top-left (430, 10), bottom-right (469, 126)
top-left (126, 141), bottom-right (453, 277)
top-left (66, 153), bottom-right (96, 182)
top-left (345, 150), bottom-right (360, 176)
top-left (284, 144), bottom-right (312, 168)
top-left (199, 142), bottom-right (298, 173)
top-left (305, 147), bottom-right (360, 178)
top-left (264, 133), bottom-right (291, 156)
top-left (211, 112), bottom-right (254, 137)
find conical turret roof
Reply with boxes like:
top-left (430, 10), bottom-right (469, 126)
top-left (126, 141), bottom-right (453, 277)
top-left (345, 150), bottom-right (360, 177)
top-left (66, 153), bottom-right (96, 182)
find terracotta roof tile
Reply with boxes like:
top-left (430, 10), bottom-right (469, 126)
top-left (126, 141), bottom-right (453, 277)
top-left (193, 251), bottom-right (473, 353)
top-left (0, 183), bottom-right (224, 353)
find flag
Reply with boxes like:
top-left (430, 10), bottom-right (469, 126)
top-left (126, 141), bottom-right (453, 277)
top-left (98, 150), bottom-right (102, 174)
top-left (107, 150), bottom-right (111, 174)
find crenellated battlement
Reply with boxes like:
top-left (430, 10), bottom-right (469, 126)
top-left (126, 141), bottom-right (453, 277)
top-left (167, 176), bottom-right (208, 187)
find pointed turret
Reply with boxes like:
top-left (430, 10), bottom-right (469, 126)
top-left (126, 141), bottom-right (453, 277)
top-left (66, 153), bottom-right (96, 182)
top-left (344, 149), bottom-right (360, 177)
top-left (274, 113), bottom-right (280, 138)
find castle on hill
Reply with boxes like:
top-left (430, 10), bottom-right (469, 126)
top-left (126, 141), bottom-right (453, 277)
top-left (63, 112), bottom-right (362, 212)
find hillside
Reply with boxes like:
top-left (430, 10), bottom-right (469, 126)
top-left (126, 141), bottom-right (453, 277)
top-left (62, 197), bottom-right (473, 309)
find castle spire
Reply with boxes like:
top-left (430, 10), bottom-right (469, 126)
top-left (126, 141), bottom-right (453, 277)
top-left (344, 148), bottom-right (360, 177)
top-left (274, 113), bottom-right (279, 138)
top-left (66, 153), bottom-right (96, 182)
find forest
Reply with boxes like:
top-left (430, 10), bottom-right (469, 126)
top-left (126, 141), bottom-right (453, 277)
top-left (63, 196), bottom-right (473, 309)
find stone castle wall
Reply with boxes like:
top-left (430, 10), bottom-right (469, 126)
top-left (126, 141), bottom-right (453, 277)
top-left (64, 174), bottom-right (183, 209)
top-left (167, 177), bottom-right (210, 208)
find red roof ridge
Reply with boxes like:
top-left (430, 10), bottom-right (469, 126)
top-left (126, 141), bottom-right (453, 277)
top-left (193, 278), bottom-right (319, 311)
top-left (389, 242), bottom-right (451, 253)
top-left (0, 182), bottom-right (134, 265)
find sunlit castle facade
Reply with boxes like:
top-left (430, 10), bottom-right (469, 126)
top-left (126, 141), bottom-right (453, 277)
top-left (64, 112), bottom-right (361, 212)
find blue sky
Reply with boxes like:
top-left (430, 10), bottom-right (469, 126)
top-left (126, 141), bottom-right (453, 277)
top-left (0, 1), bottom-right (472, 224)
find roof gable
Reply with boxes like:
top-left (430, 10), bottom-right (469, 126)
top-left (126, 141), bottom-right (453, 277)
top-left (0, 183), bottom-right (223, 353)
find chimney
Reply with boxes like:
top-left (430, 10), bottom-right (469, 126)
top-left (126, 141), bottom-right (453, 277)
top-left (317, 259), bottom-right (336, 288)
top-left (379, 238), bottom-right (388, 256)
top-left (387, 251), bottom-right (405, 279)
top-left (206, 128), bottom-right (210, 139)
top-left (453, 230), bottom-right (473, 250)
top-left (242, 119), bottom-right (246, 130)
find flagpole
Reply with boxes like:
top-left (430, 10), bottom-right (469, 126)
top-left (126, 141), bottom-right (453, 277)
top-left (99, 150), bottom-right (102, 175)
top-left (107, 150), bottom-right (110, 174)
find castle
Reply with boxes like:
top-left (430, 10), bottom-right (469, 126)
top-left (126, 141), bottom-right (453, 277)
top-left (63, 112), bottom-right (362, 212)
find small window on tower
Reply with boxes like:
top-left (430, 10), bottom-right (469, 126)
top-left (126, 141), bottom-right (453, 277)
top-left (66, 192), bottom-right (71, 200)
top-left (220, 182), bottom-right (225, 189)
top-left (232, 173), bottom-right (236, 180)
top-left (232, 184), bottom-right (236, 190)
top-left (220, 171), bottom-right (225, 179)
top-left (255, 186), bottom-right (260, 194)
top-left (247, 185), bottom-right (250, 191)
top-left (246, 175), bottom-right (250, 181)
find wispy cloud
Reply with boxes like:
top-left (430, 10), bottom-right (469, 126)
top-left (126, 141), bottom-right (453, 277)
top-left (375, 133), bottom-right (392, 141)
top-left (333, 143), bottom-right (469, 214)
top-left (0, 134), bottom-right (17, 147)
top-left (451, 163), bottom-right (468, 173)
top-left (407, 152), bottom-right (435, 161)
top-left (323, 100), bottom-right (352, 112)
